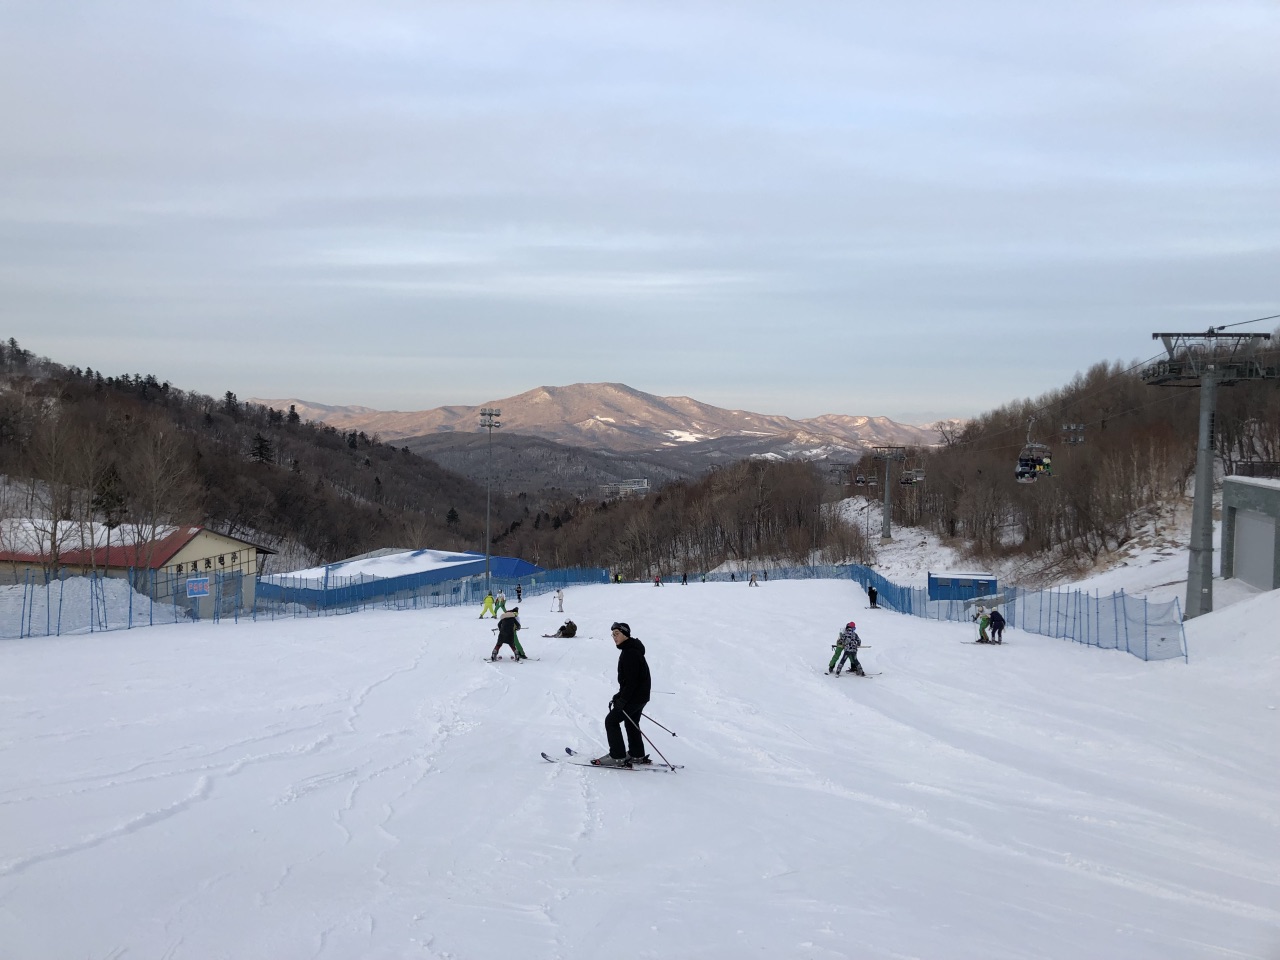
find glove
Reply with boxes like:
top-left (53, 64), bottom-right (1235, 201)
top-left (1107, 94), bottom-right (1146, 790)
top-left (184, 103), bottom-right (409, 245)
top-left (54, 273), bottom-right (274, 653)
top-left (608, 699), bottom-right (616, 712)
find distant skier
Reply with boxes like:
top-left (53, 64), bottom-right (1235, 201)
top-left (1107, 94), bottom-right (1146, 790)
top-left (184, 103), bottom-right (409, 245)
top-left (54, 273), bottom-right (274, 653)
top-left (595, 622), bottom-right (652, 767)
top-left (544, 619), bottom-right (577, 638)
top-left (989, 608), bottom-right (1005, 644)
top-left (490, 607), bottom-right (527, 661)
top-left (515, 583), bottom-right (523, 602)
top-left (973, 607), bottom-right (992, 643)
top-left (495, 589), bottom-right (507, 614)
top-left (867, 585), bottom-right (878, 609)
top-left (653, 574), bottom-right (663, 587)
top-left (479, 592), bottom-right (496, 619)
top-left (749, 573), bottom-right (759, 586)
top-left (554, 587), bottom-right (564, 612)
top-left (828, 622), bottom-right (865, 676)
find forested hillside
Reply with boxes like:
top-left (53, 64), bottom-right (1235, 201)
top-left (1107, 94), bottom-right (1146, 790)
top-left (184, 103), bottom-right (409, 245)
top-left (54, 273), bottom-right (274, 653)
top-left (2, 335), bottom-right (1276, 581)
top-left (0, 340), bottom-right (514, 570)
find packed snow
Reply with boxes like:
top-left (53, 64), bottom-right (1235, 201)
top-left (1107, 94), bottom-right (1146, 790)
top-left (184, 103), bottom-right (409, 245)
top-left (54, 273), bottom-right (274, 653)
top-left (2, 537), bottom-right (1277, 958)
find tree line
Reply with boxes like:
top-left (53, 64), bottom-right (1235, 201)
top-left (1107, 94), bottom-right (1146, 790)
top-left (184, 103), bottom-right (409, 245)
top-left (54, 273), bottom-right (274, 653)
top-left (2, 332), bottom-right (1276, 583)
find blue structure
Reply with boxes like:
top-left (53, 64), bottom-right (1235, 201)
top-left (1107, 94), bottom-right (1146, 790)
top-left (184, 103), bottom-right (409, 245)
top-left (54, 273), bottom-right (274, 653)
top-left (927, 571), bottom-right (997, 602)
top-left (257, 551), bottom-right (548, 610)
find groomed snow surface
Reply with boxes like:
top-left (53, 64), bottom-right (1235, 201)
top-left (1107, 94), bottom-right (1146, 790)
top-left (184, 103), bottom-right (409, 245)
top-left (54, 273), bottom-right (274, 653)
top-left (2, 580), bottom-right (1277, 959)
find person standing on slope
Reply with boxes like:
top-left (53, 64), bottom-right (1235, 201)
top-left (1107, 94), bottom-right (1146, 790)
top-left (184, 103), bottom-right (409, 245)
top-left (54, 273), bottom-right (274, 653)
top-left (495, 589), bottom-right (507, 614)
top-left (595, 622), bottom-right (652, 767)
top-left (554, 587), bottom-right (564, 612)
top-left (828, 621), bottom-right (865, 676)
top-left (490, 607), bottom-right (528, 661)
top-left (973, 607), bottom-right (991, 643)
top-left (867, 585), bottom-right (878, 609)
top-left (989, 608), bottom-right (1005, 644)
top-left (479, 592), bottom-right (496, 619)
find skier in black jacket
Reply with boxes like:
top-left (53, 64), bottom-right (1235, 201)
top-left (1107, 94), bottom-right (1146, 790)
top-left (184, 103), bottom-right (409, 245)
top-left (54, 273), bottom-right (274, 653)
top-left (595, 622), bottom-right (652, 767)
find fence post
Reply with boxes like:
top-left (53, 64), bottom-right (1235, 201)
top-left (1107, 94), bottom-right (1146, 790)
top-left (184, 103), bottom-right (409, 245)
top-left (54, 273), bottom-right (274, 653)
top-left (1121, 591), bottom-right (1131, 660)
top-left (1143, 595), bottom-right (1149, 662)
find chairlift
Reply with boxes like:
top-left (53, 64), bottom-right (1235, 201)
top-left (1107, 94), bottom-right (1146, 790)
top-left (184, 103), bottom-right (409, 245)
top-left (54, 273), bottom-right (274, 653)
top-left (854, 474), bottom-right (866, 487)
top-left (867, 474), bottom-right (879, 488)
top-left (1015, 418), bottom-right (1053, 483)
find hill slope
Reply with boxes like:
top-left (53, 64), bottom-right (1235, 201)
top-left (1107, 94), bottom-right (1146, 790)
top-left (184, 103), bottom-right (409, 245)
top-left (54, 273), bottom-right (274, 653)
top-left (2, 580), bottom-right (1275, 958)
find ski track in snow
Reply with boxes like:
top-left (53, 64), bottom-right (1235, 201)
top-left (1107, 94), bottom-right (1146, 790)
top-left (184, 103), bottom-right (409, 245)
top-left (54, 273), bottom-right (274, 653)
top-left (0, 582), bottom-right (1276, 959)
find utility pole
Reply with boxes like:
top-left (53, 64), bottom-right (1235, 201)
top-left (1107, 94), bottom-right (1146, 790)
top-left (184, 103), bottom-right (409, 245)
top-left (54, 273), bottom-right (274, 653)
top-left (871, 446), bottom-right (906, 543)
top-left (479, 407), bottom-right (502, 595)
top-left (1142, 329), bottom-right (1275, 618)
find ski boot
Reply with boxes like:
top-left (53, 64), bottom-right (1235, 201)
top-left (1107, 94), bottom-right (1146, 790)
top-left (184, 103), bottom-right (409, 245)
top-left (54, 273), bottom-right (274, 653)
top-left (592, 755), bottom-right (632, 768)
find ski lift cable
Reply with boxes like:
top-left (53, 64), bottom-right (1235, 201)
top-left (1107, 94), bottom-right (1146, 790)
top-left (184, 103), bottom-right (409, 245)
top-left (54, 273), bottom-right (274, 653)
top-left (933, 347), bottom-right (1176, 454)
top-left (935, 310), bottom-right (1279, 456)
top-left (928, 360), bottom-right (1210, 460)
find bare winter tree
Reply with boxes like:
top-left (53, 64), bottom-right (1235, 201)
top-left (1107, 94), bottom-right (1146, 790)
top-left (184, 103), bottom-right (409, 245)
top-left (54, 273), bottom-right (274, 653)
top-left (118, 420), bottom-right (202, 577)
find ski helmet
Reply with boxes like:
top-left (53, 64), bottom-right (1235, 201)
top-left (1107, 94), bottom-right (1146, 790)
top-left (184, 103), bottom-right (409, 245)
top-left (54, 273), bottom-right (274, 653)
top-left (846, 621), bottom-right (856, 630)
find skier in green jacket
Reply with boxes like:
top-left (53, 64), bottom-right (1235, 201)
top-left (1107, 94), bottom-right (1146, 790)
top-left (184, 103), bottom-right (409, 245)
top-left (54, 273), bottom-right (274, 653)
top-left (828, 622), bottom-right (865, 676)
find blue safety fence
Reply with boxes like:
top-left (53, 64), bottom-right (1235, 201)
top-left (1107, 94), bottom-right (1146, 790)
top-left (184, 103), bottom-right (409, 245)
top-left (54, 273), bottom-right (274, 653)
top-left (252, 566), bottom-right (610, 620)
top-left (843, 565), bottom-right (1187, 662)
top-left (0, 567), bottom-right (246, 638)
top-left (0, 560), bottom-right (1187, 661)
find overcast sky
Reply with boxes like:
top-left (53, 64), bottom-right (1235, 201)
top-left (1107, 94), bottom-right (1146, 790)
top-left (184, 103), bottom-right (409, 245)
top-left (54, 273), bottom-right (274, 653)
top-left (2, 1), bottom-right (1277, 424)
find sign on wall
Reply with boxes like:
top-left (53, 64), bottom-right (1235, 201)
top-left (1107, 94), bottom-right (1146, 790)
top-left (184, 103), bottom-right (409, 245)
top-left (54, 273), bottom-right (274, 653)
top-left (186, 577), bottom-right (211, 598)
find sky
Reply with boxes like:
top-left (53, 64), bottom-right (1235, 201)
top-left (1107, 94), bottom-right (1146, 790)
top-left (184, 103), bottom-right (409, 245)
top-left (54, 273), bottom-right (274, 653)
top-left (1, 522), bottom-right (1277, 958)
top-left (2, 1), bottom-right (1278, 424)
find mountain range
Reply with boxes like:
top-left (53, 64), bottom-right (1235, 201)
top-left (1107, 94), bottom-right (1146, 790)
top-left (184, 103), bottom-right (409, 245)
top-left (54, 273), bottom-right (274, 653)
top-left (251, 383), bottom-right (953, 493)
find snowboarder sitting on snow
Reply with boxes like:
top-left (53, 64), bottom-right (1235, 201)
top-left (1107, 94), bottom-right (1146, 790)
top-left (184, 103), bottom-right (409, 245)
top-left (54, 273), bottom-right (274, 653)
top-left (989, 608), bottom-right (1005, 644)
top-left (828, 622), bottom-right (865, 676)
top-left (545, 619), bottom-right (577, 638)
top-left (490, 608), bottom-right (528, 661)
top-left (478, 592), bottom-right (496, 619)
top-left (973, 606), bottom-right (992, 643)
top-left (595, 622), bottom-right (652, 767)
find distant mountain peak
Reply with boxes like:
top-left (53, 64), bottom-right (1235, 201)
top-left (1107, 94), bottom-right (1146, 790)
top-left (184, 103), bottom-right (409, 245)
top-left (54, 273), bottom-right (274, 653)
top-left (250, 384), bottom-right (948, 459)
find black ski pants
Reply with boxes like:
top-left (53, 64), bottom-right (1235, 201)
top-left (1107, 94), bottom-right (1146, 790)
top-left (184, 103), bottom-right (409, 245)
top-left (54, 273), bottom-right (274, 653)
top-left (605, 701), bottom-right (648, 759)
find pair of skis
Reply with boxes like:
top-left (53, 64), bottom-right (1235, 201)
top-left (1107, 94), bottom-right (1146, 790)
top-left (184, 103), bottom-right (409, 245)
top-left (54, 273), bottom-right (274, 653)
top-left (541, 747), bottom-right (683, 772)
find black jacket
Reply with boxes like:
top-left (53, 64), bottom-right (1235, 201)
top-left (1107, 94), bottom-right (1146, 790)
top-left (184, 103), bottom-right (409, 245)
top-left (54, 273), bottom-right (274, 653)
top-left (989, 610), bottom-right (1006, 629)
top-left (497, 612), bottom-right (521, 643)
top-left (614, 636), bottom-right (651, 706)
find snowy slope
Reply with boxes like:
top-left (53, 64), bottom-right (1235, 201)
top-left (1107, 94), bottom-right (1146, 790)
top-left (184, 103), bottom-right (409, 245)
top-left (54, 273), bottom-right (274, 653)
top-left (1, 578), bottom-right (1276, 959)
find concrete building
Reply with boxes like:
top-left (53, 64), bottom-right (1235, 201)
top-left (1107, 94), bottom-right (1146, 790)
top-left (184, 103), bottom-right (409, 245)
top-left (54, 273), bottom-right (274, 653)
top-left (1220, 477), bottom-right (1280, 591)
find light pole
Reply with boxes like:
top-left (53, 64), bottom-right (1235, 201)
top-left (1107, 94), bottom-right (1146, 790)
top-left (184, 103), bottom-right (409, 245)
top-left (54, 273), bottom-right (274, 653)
top-left (479, 407), bottom-right (502, 595)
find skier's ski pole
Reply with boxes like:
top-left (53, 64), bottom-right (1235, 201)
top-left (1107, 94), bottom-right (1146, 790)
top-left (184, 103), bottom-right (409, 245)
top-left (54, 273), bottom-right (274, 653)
top-left (640, 713), bottom-right (678, 737)
top-left (622, 709), bottom-right (676, 770)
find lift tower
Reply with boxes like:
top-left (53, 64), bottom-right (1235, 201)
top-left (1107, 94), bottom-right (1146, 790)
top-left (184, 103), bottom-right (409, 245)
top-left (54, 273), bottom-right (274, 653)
top-left (1141, 329), bottom-right (1276, 618)
top-left (871, 446), bottom-right (906, 543)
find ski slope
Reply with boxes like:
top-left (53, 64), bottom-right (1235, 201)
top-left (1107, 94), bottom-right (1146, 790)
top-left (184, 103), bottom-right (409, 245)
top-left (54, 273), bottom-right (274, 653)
top-left (1, 579), bottom-right (1277, 959)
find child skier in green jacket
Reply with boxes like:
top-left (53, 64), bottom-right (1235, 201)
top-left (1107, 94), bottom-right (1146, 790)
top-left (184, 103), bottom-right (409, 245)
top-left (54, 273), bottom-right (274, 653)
top-left (828, 622), bottom-right (865, 676)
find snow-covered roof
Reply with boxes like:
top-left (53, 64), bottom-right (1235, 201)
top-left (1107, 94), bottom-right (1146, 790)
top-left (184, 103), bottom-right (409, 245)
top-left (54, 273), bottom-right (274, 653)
top-left (1223, 475), bottom-right (1280, 492)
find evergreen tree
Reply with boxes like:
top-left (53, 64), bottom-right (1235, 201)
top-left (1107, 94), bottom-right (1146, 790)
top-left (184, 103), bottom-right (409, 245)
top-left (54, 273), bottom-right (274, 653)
top-left (250, 433), bottom-right (274, 464)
